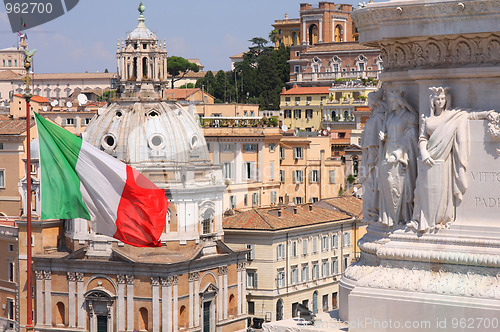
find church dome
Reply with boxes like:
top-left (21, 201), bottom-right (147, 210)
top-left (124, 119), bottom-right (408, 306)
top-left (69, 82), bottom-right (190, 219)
top-left (126, 2), bottom-right (157, 41)
top-left (83, 101), bottom-right (210, 166)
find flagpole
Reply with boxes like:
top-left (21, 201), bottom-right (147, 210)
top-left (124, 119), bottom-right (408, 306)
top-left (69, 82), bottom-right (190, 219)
top-left (23, 44), bottom-right (35, 330)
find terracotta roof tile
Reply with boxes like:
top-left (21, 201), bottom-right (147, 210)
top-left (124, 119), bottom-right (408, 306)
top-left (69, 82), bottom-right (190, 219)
top-left (13, 94), bottom-right (49, 103)
top-left (305, 42), bottom-right (379, 53)
top-left (0, 119), bottom-right (33, 135)
top-left (223, 204), bottom-right (351, 231)
top-left (281, 86), bottom-right (330, 95)
top-left (318, 196), bottom-right (363, 219)
top-left (0, 70), bottom-right (22, 80)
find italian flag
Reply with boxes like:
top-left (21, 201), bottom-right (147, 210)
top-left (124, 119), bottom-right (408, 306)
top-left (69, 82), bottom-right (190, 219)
top-left (34, 112), bottom-right (168, 247)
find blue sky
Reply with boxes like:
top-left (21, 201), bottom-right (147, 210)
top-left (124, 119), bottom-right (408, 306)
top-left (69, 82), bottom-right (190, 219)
top-left (0, 0), bottom-right (360, 73)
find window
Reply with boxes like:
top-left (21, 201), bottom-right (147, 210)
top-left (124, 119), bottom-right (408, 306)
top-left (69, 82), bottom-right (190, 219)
top-left (247, 244), bottom-right (255, 261)
top-left (344, 232), bottom-right (351, 247)
top-left (277, 270), bottom-right (285, 288)
top-left (0, 142), bottom-right (3, 149)
top-left (293, 109), bottom-right (301, 119)
top-left (83, 118), bottom-right (92, 125)
top-left (344, 256), bottom-right (349, 270)
top-left (268, 143), bottom-right (276, 152)
top-left (276, 243), bottom-right (285, 260)
top-left (293, 147), bottom-right (304, 159)
top-left (221, 143), bottom-right (232, 151)
top-left (313, 237), bottom-right (317, 253)
top-left (310, 170), bottom-right (319, 183)
top-left (294, 65), bottom-right (300, 73)
top-left (291, 266), bottom-right (299, 284)
top-left (0, 169), bottom-right (4, 188)
top-left (202, 217), bottom-right (211, 234)
top-left (280, 147), bottom-right (285, 159)
top-left (280, 170), bottom-right (285, 183)
top-left (322, 260), bottom-right (330, 278)
top-left (248, 301), bottom-right (255, 315)
top-left (8, 59), bottom-right (12, 67)
top-left (333, 64), bottom-right (339, 72)
top-left (305, 109), bottom-right (313, 119)
top-left (301, 264), bottom-right (309, 282)
top-left (284, 110), bottom-right (292, 118)
top-left (269, 161), bottom-right (274, 181)
top-left (332, 234), bottom-right (339, 248)
top-left (322, 236), bottom-right (329, 251)
top-left (230, 195), bottom-right (236, 209)
top-left (313, 64), bottom-right (319, 73)
top-left (8, 261), bottom-right (14, 282)
top-left (292, 241), bottom-right (297, 257)
top-left (244, 162), bottom-right (255, 180)
top-left (332, 292), bottom-right (338, 309)
top-left (65, 118), bottom-right (75, 125)
top-left (306, 96), bottom-right (312, 102)
top-left (252, 193), bottom-right (259, 206)
top-left (359, 62), bottom-right (365, 71)
top-left (243, 144), bottom-right (257, 152)
top-left (8, 244), bottom-right (14, 252)
top-left (293, 197), bottom-right (303, 205)
top-left (302, 239), bottom-right (308, 255)
top-left (244, 194), bottom-right (248, 206)
top-left (293, 170), bottom-right (303, 183)
top-left (285, 97), bottom-right (291, 102)
top-left (310, 197), bottom-right (319, 203)
top-left (332, 259), bottom-right (339, 275)
top-left (329, 170), bottom-right (336, 183)
top-left (270, 191), bottom-right (277, 204)
top-left (312, 262), bottom-right (319, 280)
top-left (7, 298), bottom-right (14, 327)
top-left (247, 271), bottom-right (257, 288)
top-left (223, 162), bottom-right (233, 179)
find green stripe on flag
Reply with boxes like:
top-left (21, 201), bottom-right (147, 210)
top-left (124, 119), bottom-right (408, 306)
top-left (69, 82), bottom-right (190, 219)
top-left (34, 113), bottom-right (91, 220)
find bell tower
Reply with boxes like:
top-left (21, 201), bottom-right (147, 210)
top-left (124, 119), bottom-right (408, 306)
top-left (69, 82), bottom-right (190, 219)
top-left (116, 2), bottom-right (168, 99)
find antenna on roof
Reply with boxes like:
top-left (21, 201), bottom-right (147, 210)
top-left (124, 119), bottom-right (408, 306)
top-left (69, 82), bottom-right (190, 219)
top-left (50, 100), bottom-right (58, 107)
top-left (77, 93), bottom-right (88, 106)
top-left (281, 125), bottom-right (288, 132)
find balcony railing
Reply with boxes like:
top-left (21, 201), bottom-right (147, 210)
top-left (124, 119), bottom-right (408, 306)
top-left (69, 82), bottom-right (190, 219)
top-left (293, 69), bottom-right (381, 82)
top-left (200, 116), bottom-right (279, 128)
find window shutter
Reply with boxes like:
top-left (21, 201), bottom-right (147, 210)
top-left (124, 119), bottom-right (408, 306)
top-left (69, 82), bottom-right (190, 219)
top-left (293, 171), bottom-right (297, 183)
top-left (254, 273), bottom-right (258, 288)
top-left (329, 170), bottom-right (336, 183)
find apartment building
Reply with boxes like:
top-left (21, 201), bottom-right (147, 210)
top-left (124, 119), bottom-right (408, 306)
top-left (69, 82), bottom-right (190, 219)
top-left (223, 201), bottom-right (359, 322)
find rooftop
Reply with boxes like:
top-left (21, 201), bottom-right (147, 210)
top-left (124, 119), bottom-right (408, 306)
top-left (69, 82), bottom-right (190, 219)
top-left (281, 86), bottom-right (330, 95)
top-left (0, 119), bottom-right (34, 135)
top-left (316, 196), bottom-right (363, 219)
top-left (304, 42), bottom-right (378, 53)
top-left (13, 94), bottom-right (49, 103)
top-left (223, 203), bottom-right (351, 231)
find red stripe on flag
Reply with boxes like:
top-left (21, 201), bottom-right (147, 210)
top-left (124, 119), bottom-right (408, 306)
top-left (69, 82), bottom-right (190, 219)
top-left (114, 166), bottom-right (168, 247)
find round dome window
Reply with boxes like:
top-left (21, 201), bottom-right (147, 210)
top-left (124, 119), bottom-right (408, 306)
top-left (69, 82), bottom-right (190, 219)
top-left (148, 110), bottom-right (158, 117)
top-left (115, 110), bottom-right (123, 117)
top-left (101, 133), bottom-right (117, 150)
top-left (148, 134), bottom-right (166, 150)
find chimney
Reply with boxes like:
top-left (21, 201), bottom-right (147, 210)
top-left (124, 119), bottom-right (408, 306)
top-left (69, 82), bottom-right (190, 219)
top-left (293, 207), bottom-right (298, 215)
top-left (293, 84), bottom-right (298, 89)
top-left (278, 210), bottom-right (282, 217)
top-left (282, 87), bottom-right (287, 93)
top-left (309, 205), bottom-right (313, 212)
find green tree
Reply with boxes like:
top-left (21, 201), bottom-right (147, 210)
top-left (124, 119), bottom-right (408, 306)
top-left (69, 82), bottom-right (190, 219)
top-left (167, 56), bottom-right (200, 89)
top-left (269, 29), bottom-right (279, 45)
top-left (178, 83), bottom-right (195, 89)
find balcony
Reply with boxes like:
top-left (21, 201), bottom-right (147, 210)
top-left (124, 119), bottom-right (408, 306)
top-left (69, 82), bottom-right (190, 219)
top-left (293, 69), bottom-right (381, 83)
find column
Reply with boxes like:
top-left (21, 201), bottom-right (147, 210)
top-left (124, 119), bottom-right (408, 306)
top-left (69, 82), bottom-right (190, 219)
top-left (67, 272), bottom-right (76, 328)
top-left (126, 275), bottom-right (134, 332)
top-left (319, 19), bottom-right (323, 43)
top-left (188, 273), bottom-right (194, 328)
top-left (194, 273), bottom-right (200, 327)
top-left (235, 143), bottom-right (242, 183)
top-left (172, 276), bottom-right (179, 332)
top-left (302, 22), bottom-right (307, 44)
top-left (44, 271), bottom-right (51, 327)
top-left (223, 267), bottom-right (228, 320)
top-left (35, 271), bottom-right (44, 326)
top-left (138, 57), bottom-right (143, 81)
top-left (217, 268), bottom-right (223, 321)
top-left (214, 142), bottom-right (220, 164)
top-left (257, 143), bottom-right (264, 183)
top-left (242, 263), bottom-right (247, 315)
top-left (237, 264), bottom-right (242, 316)
top-left (76, 272), bottom-right (85, 329)
top-left (161, 277), bottom-right (173, 332)
top-left (117, 275), bottom-right (126, 332)
top-left (152, 277), bottom-right (160, 332)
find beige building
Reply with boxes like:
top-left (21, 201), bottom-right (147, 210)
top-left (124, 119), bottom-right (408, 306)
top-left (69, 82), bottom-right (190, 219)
top-left (223, 201), bottom-right (359, 323)
top-left (279, 135), bottom-right (343, 204)
top-left (0, 218), bottom-right (18, 331)
top-left (280, 86), bottom-right (330, 132)
top-left (196, 104), bottom-right (260, 117)
top-left (203, 127), bottom-right (282, 212)
top-left (0, 119), bottom-right (36, 217)
top-left (165, 88), bottom-right (215, 104)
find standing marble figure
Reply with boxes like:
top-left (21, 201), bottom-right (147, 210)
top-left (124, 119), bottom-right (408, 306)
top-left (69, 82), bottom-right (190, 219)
top-left (360, 88), bottom-right (387, 223)
top-left (411, 87), bottom-right (496, 231)
top-left (378, 90), bottom-right (418, 226)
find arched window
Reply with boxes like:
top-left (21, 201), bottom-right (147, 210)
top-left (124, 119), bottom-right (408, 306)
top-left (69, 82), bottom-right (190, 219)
top-left (292, 32), bottom-right (298, 46)
top-left (308, 24), bottom-right (318, 45)
top-left (276, 299), bottom-right (284, 321)
top-left (353, 156), bottom-right (359, 177)
top-left (142, 57), bottom-right (148, 79)
top-left (139, 307), bottom-right (148, 331)
top-left (179, 305), bottom-right (187, 328)
top-left (334, 24), bottom-right (343, 42)
top-left (132, 57), bottom-right (138, 79)
top-left (312, 291), bottom-right (318, 314)
top-left (344, 110), bottom-right (350, 121)
top-left (331, 110), bottom-right (337, 120)
top-left (229, 294), bottom-right (236, 317)
top-left (201, 209), bottom-right (214, 235)
top-left (56, 302), bottom-right (65, 326)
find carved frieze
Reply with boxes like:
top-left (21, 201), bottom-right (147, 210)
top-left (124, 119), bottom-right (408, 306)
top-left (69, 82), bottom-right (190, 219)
top-left (67, 272), bottom-right (76, 282)
top-left (380, 34), bottom-right (500, 72)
